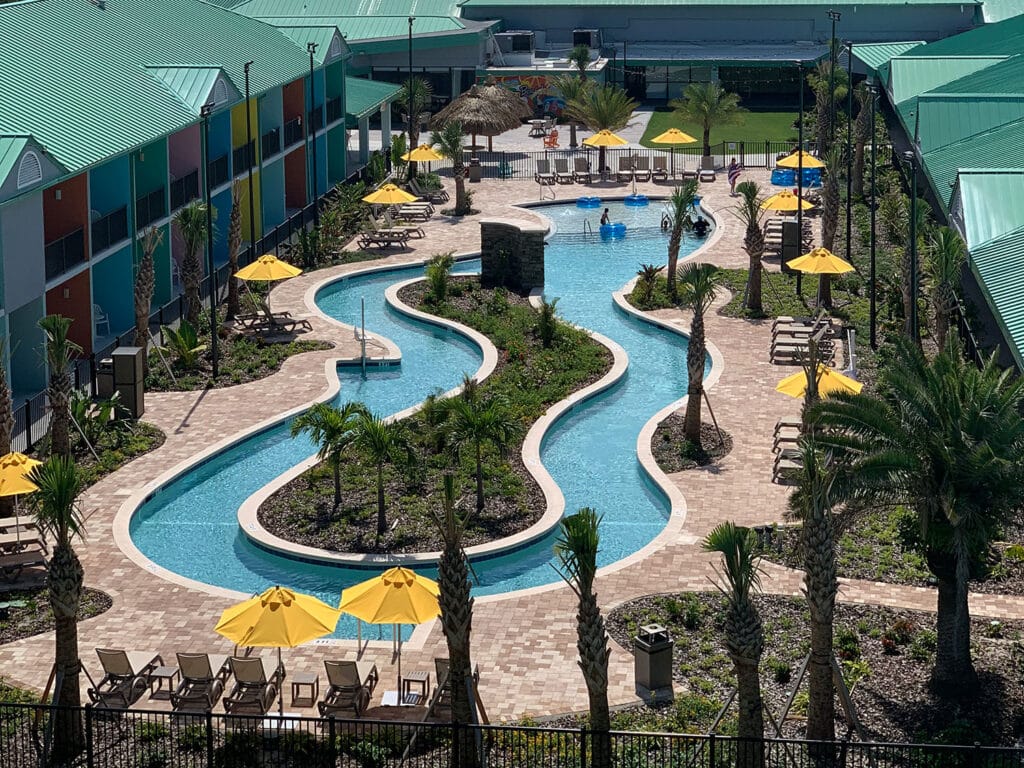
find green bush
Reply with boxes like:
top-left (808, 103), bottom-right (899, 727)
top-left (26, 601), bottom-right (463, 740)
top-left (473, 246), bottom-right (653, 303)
top-left (910, 630), bottom-right (937, 662)
top-left (835, 626), bottom-right (861, 661)
top-left (766, 657), bottom-right (792, 685)
top-left (424, 252), bottom-right (455, 304)
top-left (176, 725), bottom-right (206, 752)
top-left (134, 722), bottom-right (169, 744)
top-left (537, 297), bottom-right (559, 348)
top-left (159, 320), bottom-right (206, 370)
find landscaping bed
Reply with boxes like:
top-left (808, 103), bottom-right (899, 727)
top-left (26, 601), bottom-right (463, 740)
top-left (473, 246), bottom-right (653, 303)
top-left (652, 416), bottom-right (733, 473)
top-left (258, 276), bottom-right (612, 555)
top-left (72, 421), bottom-right (165, 488)
top-left (0, 587), bottom-right (112, 646)
top-left (598, 592), bottom-right (1024, 745)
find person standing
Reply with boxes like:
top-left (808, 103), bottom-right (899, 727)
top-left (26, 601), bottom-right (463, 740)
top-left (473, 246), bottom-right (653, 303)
top-left (600, 208), bottom-right (611, 226)
top-left (727, 158), bottom-right (743, 196)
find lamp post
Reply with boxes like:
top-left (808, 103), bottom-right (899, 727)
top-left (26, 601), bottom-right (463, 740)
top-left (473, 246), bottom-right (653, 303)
top-left (827, 9), bottom-right (841, 144)
top-left (408, 16), bottom-right (415, 163)
top-left (903, 149), bottom-right (919, 343)
top-left (868, 83), bottom-right (878, 349)
top-left (200, 102), bottom-right (219, 378)
top-left (307, 42), bottom-right (319, 227)
top-left (845, 41), bottom-right (853, 268)
top-left (796, 61), bottom-right (805, 296)
top-left (244, 61), bottom-right (255, 264)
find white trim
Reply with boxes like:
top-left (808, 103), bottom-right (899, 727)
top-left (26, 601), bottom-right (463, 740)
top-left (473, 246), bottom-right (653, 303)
top-left (91, 237), bottom-right (132, 265)
top-left (44, 259), bottom-right (91, 292)
top-left (16, 151), bottom-right (43, 190)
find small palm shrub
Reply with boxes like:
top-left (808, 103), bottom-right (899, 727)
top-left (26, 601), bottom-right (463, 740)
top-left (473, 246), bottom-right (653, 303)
top-left (159, 321), bottom-right (207, 370)
top-left (424, 252), bottom-right (455, 304)
top-left (635, 264), bottom-right (665, 308)
top-left (537, 297), bottom-right (560, 348)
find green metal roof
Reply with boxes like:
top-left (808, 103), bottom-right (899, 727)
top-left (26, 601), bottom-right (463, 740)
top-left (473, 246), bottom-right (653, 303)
top-left (909, 10), bottom-right (1024, 55)
top-left (274, 26), bottom-right (344, 63)
top-left (231, 0), bottom-right (462, 21)
top-left (889, 56), bottom-right (1006, 105)
top-left (462, 0), bottom-right (972, 4)
top-left (345, 77), bottom-right (402, 122)
top-left (0, 137), bottom-right (31, 187)
top-left (257, 15), bottom-right (464, 41)
top-left (954, 170), bottom-right (1024, 248)
top-left (937, 53), bottom-right (1024, 93)
top-left (915, 94), bottom-right (1024, 152)
top-left (0, 0), bottom-right (316, 173)
top-left (968, 224), bottom-right (1024, 369)
top-left (147, 67), bottom-right (239, 114)
top-left (853, 42), bottom-right (923, 75)
top-left (922, 118), bottom-right (1024, 207)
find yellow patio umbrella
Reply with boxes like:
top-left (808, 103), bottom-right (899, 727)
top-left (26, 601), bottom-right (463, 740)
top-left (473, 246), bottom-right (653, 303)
top-left (788, 247), bottom-right (855, 275)
top-left (362, 183), bottom-right (418, 205)
top-left (777, 150), bottom-right (826, 169)
top-left (650, 128), bottom-right (698, 178)
top-left (776, 364), bottom-right (863, 399)
top-left (401, 144), bottom-right (443, 163)
top-left (761, 190), bottom-right (815, 212)
top-left (215, 585), bottom-right (341, 717)
top-left (0, 454), bottom-right (41, 544)
top-left (234, 254), bottom-right (303, 282)
top-left (339, 567), bottom-right (440, 703)
top-left (583, 129), bottom-right (628, 147)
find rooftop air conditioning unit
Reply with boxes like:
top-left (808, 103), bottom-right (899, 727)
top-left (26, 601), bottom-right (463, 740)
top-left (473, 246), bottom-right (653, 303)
top-left (572, 29), bottom-right (602, 49)
top-left (495, 31), bottom-right (536, 54)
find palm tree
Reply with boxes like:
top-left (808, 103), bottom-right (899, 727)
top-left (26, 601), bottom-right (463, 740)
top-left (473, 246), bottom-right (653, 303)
top-left (564, 84), bottom-right (637, 179)
top-left (702, 522), bottom-right (764, 766)
top-left (0, 344), bottom-right (12, 517)
top-left (664, 181), bottom-right (698, 296)
top-left (732, 181), bottom-right (766, 313)
top-left (635, 263), bottom-right (665, 307)
top-left (569, 44), bottom-right (591, 79)
top-left (852, 83), bottom-right (873, 200)
top-left (226, 183), bottom-right (242, 320)
top-left (291, 402), bottom-right (368, 512)
top-left (677, 263), bottom-right (719, 447)
top-left (397, 77), bottom-right (434, 178)
top-left (818, 147), bottom-right (843, 309)
top-left (39, 315), bottom-right (81, 459)
top-left (28, 456), bottom-right (86, 757)
top-left (811, 339), bottom-right (1024, 694)
top-left (352, 412), bottom-right (412, 537)
top-left (443, 393), bottom-right (519, 513)
top-left (173, 200), bottom-right (209, 328)
top-left (432, 121), bottom-right (470, 216)
top-left (554, 508), bottom-right (611, 768)
top-left (788, 438), bottom-right (838, 742)
top-left (926, 227), bottom-right (966, 350)
top-left (430, 474), bottom-right (479, 767)
top-left (807, 60), bottom-right (848, 155)
top-left (670, 82), bottom-right (746, 158)
top-left (134, 227), bottom-right (162, 375)
top-left (550, 75), bottom-right (593, 148)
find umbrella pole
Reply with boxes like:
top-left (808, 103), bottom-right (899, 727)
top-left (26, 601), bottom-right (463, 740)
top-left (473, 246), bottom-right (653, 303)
top-left (279, 647), bottom-right (284, 719)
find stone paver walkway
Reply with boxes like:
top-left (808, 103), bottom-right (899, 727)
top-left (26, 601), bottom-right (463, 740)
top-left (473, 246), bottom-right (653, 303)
top-left (3, 170), bottom-right (1024, 724)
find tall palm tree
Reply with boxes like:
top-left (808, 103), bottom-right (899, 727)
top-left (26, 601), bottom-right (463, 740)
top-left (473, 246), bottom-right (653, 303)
top-left (702, 522), bottom-right (765, 767)
top-left (818, 147), bottom-right (843, 309)
top-left (852, 83), bottom-right (873, 200)
top-left (788, 438), bottom-right (838, 742)
top-left (926, 227), bottom-right (966, 350)
top-left (430, 474), bottom-right (479, 768)
top-left (732, 181), bottom-right (766, 313)
top-left (397, 77), bottom-right (434, 179)
top-left (550, 75), bottom-right (593, 148)
top-left (564, 84), bottom-right (637, 179)
top-left (569, 44), bottom-right (591, 79)
top-left (670, 82), bottom-right (746, 158)
top-left (226, 183), bottom-right (242, 320)
top-left (807, 60), bottom-right (848, 155)
top-left (352, 412), bottom-right (412, 537)
top-left (811, 339), bottom-right (1024, 693)
top-left (677, 263), bottom-right (719, 447)
top-left (39, 315), bottom-right (80, 459)
top-left (664, 181), bottom-right (698, 296)
top-left (291, 402), bottom-right (368, 512)
top-left (554, 508), bottom-right (611, 768)
top-left (134, 227), bottom-right (162, 376)
top-left (432, 121), bottom-right (470, 216)
top-left (0, 344), bottom-right (12, 517)
top-left (28, 456), bottom-right (86, 757)
top-left (173, 200), bottom-right (209, 328)
top-left (443, 393), bottom-right (518, 513)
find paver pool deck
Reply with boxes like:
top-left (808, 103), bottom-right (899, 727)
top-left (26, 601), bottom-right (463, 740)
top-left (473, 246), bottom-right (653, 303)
top-left (3, 169), bottom-right (1024, 723)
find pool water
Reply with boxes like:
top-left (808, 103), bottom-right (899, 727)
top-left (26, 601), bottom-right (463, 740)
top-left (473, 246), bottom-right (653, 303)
top-left (128, 200), bottom-right (711, 637)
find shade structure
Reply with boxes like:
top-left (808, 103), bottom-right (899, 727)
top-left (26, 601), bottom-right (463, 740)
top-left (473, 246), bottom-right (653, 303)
top-left (761, 190), bottom-right (815, 212)
top-left (788, 247), bottom-right (855, 275)
top-left (215, 586), bottom-right (341, 717)
top-left (583, 129), bottom-right (629, 147)
top-left (401, 144), bottom-right (443, 162)
top-left (776, 365), bottom-right (863, 399)
top-left (650, 128), bottom-right (698, 145)
top-left (777, 150), bottom-right (826, 169)
top-left (362, 184), bottom-right (418, 205)
top-left (430, 83), bottom-right (530, 152)
top-left (0, 452), bottom-right (41, 498)
top-left (234, 254), bottom-right (303, 282)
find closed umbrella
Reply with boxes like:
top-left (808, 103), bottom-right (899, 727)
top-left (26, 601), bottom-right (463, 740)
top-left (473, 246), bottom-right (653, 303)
top-left (649, 128), bottom-right (698, 178)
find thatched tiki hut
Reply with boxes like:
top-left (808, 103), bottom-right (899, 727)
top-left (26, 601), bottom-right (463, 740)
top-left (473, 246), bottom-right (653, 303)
top-left (431, 83), bottom-right (531, 154)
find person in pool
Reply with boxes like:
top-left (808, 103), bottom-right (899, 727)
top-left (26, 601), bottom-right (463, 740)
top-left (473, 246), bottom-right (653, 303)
top-left (693, 216), bottom-right (710, 237)
top-left (600, 208), bottom-right (611, 226)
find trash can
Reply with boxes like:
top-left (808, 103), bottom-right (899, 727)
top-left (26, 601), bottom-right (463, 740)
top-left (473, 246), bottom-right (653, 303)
top-left (96, 358), bottom-right (115, 399)
top-left (468, 158), bottom-right (483, 183)
top-left (634, 624), bottom-right (673, 696)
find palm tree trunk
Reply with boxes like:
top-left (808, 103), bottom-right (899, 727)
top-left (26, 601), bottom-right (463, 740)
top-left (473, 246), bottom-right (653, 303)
top-left (453, 160), bottom-right (469, 216)
top-left (702, 126), bottom-right (711, 158)
top-left (803, 506), bottom-right (837, 742)
top-left (745, 221), bottom-right (764, 313)
top-left (683, 312), bottom-right (706, 446)
top-left (569, 122), bottom-right (578, 149)
top-left (853, 141), bottom-right (866, 200)
top-left (929, 549), bottom-right (977, 693)
top-left (376, 466), bottom-right (386, 536)
top-left (49, 370), bottom-right (72, 459)
top-left (667, 232), bottom-right (681, 296)
top-left (577, 590), bottom-right (611, 768)
top-left (50, 542), bottom-right (84, 760)
top-left (183, 249), bottom-right (202, 328)
top-left (735, 656), bottom-right (766, 768)
top-left (438, 542), bottom-right (479, 768)
top-left (817, 274), bottom-right (832, 310)
top-left (475, 443), bottom-right (485, 513)
top-left (332, 458), bottom-right (342, 510)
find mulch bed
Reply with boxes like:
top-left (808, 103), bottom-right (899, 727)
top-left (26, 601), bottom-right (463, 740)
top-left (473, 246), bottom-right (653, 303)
top-left (0, 587), bottom-right (112, 646)
top-left (652, 417), bottom-right (733, 473)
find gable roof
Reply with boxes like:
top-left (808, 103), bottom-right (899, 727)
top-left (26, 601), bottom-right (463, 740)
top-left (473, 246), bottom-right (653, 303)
top-left (887, 55), bottom-right (1007, 105)
top-left (147, 67), bottom-right (242, 114)
top-left (965, 224), bottom-right (1024, 369)
top-left (950, 169), bottom-right (1024, 249)
top-left (345, 77), bottom-right (403, 123)
top-left (922, 118), bottom-right (1024, 206)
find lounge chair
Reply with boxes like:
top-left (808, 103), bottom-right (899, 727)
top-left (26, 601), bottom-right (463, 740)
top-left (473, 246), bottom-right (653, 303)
top-left (771, 327), bottom-right (836, 365)
top-left (171, 653), bottom-right (230, 712)
top-left (633, 156), bottom-right (652, 182)
top-left (432, 657), bottom-right (480, 712)
top-left (652, 156), bottom-right (668, 182)
top-left (616, 156), bottom-right (635, 183)
top-left (392, 204), bottom-right (431, 222)
top-left (409, 180), bottom-right (448, 203)
top-left (379, 214), bottom-right (425, 239)
top-left (573, 157), bottom-right (593, 183)
top-left (224, 656), bottom-right (283, 716)
top-left (681, 167), bottom-right (699, 181)
top-left (553, 158), bottom-right (574, 184)
top-left (0, 549), bottom-right (47, 580)
top-left (237, 299), bottom-right (314, 334)
top-left (318, 660), bottom-right (378, 718)
top-left (534, 160), bottom-right (555, 185)
top-left (88, 649), bottom-right (163, 709)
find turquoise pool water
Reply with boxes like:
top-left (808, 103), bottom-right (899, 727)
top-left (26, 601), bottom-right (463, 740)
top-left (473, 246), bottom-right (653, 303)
top-left (128, 200), bottom-right (711, 638)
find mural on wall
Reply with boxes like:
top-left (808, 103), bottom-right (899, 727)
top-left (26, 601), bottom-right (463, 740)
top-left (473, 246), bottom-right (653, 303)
top-left (486, 75), bottom-right (566, 116)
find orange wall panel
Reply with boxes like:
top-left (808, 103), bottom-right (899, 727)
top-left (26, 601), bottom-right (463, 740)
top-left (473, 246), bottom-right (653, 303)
top-left (285, 147), bottom-right (307, 210)
top-left (42, 173), bottom-right (89, 244)
top-left (44, 269), bottom-right (92, 356)
top-left (283, 79), bottom-right (305, 123)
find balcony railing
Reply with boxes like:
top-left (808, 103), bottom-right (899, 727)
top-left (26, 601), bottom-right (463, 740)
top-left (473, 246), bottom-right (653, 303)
top-left (90, 206), bottom-right (128, 253)
top-left (261, 127), bottom-right (281, 159)
top-left (44, 228), bottom-right (86, 281)
top-left (169, 169), bottom-right (200, 211)
top-left (207, 154), bottom-right (229, 189)
top-left (307, 105), bottom-right (324, 133)
top-left (134, 187), bottom-right (166, 230)
top-left (326, 96), bottom-right (342, 124)
top-left (283, 117), bottom-right (304, 148)
top-left (232, 141), bottom-right (256, 174)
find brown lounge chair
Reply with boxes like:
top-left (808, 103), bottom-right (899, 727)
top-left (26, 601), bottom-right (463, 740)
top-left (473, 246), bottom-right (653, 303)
top-left (534, 160), bottom-right (555, 185)
top-left (432, 657), bottom-right (480, 712)
top-left (223, 656), bottom-right (283, 715)
top-left (573, 157), bottom-right (593, 184)
top-left (318, 659), bottom-right (379, 717)
top-left (616, 156), bottom-right (635, 183)
top-left (633, 156), bottom-right (652, 182)
top-left (553, 158), bottom-right (574, 184)
top-left (88, 649), bottom-right (163, 709)
top-left (171, 653), bottom-right (231, 712)
top-left (652, 156), bottom-right (669, 182)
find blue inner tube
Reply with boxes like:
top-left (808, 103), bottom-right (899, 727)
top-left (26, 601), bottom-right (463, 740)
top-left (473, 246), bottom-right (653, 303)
top-left (576, 196), bottom-right (602, 208)
top-left (600, 223), bottom-right (627, 238)
top-left (623, 194), bottom-right (649, 206)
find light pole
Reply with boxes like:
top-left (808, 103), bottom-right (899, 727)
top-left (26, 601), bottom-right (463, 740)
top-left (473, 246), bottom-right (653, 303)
top-left (244, 61), bottom-right (255, 264)
top-left (827, 10), bottom-right (841, 145)
top-left (904, 149), bottom-right (919, 343)
top-left (408, 16), bottom-right (415, 166)
top-left (200, 102), bottom-right (219, 378)
top-left (796, 61), bottom-right (805, 296)
top-left (868, 83), bottom-right (878, 349)
top-left (307, 42), bottom-right (319, 227)
top-left (845, 41), bottom-right (853, 267)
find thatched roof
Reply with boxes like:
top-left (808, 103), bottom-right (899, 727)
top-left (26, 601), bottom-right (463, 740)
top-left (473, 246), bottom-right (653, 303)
top-left (430, 84), bottom-right (531, 137)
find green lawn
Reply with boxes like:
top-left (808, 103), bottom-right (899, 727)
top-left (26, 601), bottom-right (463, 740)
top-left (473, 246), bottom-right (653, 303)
top-left (639, 107), bottom-right (799, 148)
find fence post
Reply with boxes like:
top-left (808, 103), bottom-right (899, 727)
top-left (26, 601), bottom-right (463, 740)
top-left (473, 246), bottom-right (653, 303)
top-left (708, 732), bottom-right (716, 768)
top-left (579, 726), bottom-right (587, 768)
top-left (24, 399), bottom-right (33, 454)
top-left (328, 715), bottom-right (337, 767)
top-left (972, 742), bottom-right (981, 768)
top-left (89, 355), bottom-right (98, 398)
top-left (206, 709), bottom-right (215, 768)
top-left (452, 721), bottom-right (461, 768)
top-left (84, 703), bottom-right (94, 768)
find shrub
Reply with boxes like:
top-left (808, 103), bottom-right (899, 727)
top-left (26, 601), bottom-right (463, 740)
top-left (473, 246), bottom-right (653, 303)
top-left (176, 725), bottom-right (206, 752)
top-left (159, 320), bottom-right (207, 370)
top-left (766, 657), bottom-right (792, 685)
top-left (883, 618), bottom-right (916, 647)
top-left (910, 630), bottom-right (937, 662)
top-left (537, 297), bottom-right (560, 348)
top-left (424, 252), bottom-right (455, 304)
top-left (1004, 544), bottom-right (1024, 563)
top-left (835, 626), bottom-right (861, 661)
top-left (880, 635), bottom-right (898, 654)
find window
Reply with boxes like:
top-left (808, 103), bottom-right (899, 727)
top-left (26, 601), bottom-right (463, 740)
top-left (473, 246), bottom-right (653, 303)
top-left (207, 154), bottom-right (229, 188)
top-left (326, 96), bottom-right (342, 125)
top-left (232, 141), bottom-right (256, 173)
top-left (284, 117), bottom-right (304, 148)
top-left (91, 206), bottom-right (128, 253)
top-left (169, 169), bottom-right (200, 211)
top-left (44, 228), bottom-right (86, 280)
top-left (261, 127), bottom-right (281, 158)
top-left (135, 187), bottom-right (166, 229)
top-left (17, 151), bottom-right (42, 189)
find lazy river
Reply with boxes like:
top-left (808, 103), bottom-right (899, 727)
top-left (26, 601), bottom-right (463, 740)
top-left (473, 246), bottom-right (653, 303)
top-left (128, 200), bottom-right (712, 638)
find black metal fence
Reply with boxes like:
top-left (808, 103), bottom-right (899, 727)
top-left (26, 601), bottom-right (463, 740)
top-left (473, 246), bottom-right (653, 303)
top-left (1, 702), bottom-right (1021, 768)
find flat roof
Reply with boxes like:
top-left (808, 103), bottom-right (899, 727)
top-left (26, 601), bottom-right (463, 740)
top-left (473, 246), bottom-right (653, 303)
top-left (612, 41), bottom-right (830, 66)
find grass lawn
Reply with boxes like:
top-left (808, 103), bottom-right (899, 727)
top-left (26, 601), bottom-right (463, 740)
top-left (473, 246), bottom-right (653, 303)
top-left (640, 107), bottom-right (799, 148)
